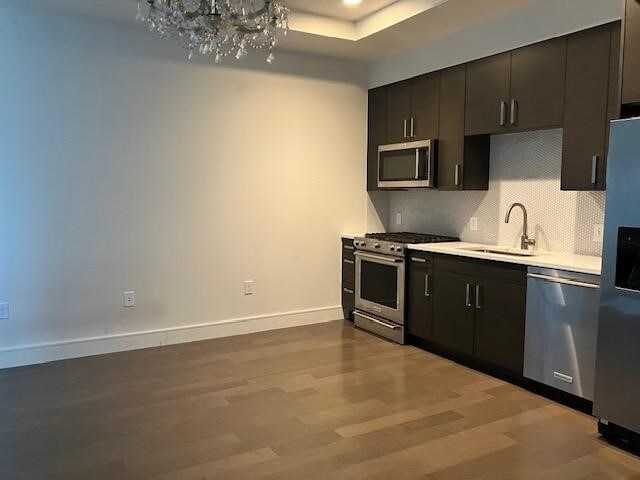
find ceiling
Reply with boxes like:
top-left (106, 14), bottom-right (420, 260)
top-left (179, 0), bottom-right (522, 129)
top-left (287, 0), bottom-right (399, 22)
top-left (1, 0), bottom-right (622, 62)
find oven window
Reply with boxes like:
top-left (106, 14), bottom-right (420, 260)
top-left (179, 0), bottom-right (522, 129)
top-left (379, 149), bottom-right (426, 181)
top-left (360, 260), bottom-right (398, 308)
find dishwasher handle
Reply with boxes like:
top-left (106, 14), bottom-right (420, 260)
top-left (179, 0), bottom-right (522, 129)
top-left (527, 273), bottom-right (599, 290)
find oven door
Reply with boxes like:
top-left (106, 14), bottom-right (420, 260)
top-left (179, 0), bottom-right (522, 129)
top-left (378, 140), bottom-right (436, 189)
top-left (355, 251), bottom-right (405, 325)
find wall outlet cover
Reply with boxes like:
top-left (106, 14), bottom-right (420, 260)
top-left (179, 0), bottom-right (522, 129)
top-left (0, 302), bottom-right (8, 320)
top-left (396, 213), bottom-right (402, 225)
top-left (123, 291), bottom-right (136, 308)
top-left (470, 217), bottom-right (479, 232)
top-left (244, 280), bottom-right (254, 296)
top-left (594, 224), bottom-right (604, 243)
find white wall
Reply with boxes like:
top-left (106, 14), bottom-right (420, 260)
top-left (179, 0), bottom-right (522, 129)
top-left (0, 7), bottom-right (368, 367)
top-left (389, 129), bottom-right (605, 256)
top-left (369, 0), bottom-right (622, 87)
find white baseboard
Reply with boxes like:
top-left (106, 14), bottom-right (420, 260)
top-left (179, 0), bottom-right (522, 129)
top-left (0, 306), bottom-right (344, 369)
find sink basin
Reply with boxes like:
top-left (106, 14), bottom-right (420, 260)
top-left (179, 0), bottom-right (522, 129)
top-left (460, 246), bottom-right (539, 257)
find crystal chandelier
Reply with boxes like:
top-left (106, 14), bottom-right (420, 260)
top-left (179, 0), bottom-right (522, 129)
top-left (136, 0), bottom-right (289, 64)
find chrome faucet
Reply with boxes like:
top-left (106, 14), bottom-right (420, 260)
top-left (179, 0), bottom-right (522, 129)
top-left (505, 203), bottom-right (536, 250)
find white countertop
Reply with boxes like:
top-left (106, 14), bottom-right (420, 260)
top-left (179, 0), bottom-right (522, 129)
top-left (408, 242), bottom-right (602, 276)
top-left (341, 233), bottom-right (363, 240)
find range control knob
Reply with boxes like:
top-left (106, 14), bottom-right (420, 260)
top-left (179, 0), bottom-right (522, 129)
top-left (373, 243), bottom-right (381, 249)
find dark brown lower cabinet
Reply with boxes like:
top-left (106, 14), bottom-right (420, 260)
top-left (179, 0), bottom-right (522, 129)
top-left (407, 254), bottom-right (434, 342)
top-left (473, 277), bottom-right (527, 374)
top-left (341, 239), bottom-right (356, 320)
top-left (420, 255), bottom-right (527, 375)
top-left (432, 269), bottom-right (475, 356)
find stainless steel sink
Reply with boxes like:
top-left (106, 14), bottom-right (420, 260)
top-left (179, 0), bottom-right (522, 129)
top-left (460, 246), bottom-right (539, 257)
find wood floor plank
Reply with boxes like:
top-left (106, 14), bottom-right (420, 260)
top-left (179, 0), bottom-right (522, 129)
top-left (0, 320), bottom-right (639, 479)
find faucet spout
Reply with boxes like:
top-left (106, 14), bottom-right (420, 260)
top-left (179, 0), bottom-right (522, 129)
top-left (505, 203), bottom-right (535, 250)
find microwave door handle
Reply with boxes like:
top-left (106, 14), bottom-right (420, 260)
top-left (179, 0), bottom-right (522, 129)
top-left (415, 149), bottom-right (420, 179)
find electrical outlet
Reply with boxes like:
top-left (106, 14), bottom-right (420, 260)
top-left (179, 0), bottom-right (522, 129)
top-left (396, 213), bottom-right (402, 225)
top-left (594, 224), bottom-right (604, 243)
top-left (0, 302), bottom-right (8, 320)
top-left (470, 217), bottom-right (479, 232)
top-left (123, 291), bottom-right (136, 308)
top-left (244, 280), bottom-right (254, 296)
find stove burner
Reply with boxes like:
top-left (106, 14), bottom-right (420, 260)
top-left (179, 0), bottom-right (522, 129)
top-left (364, 232), bottom-right (459, 244)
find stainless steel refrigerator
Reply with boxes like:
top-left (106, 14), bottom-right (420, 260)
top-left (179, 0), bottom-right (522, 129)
top-left (594, 116), bottom-right (640, 444)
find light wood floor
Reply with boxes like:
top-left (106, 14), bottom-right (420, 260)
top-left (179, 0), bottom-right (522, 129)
top-left (1, 320), bottom-right (640, 479)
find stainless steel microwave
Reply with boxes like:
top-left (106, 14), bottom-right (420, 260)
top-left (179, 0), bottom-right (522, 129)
top-left (378, 139), bottom-right (437, 189)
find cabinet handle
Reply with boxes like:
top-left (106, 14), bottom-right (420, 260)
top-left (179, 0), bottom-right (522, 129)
top-left (410, 117), bottom-right (416, 138)
top-left (411, 257), bottom-right (427, 263)
top-left (454, 164), bottom-right (461, 187)
top-left (403, 119), bottom-right (408, 139)
top-left (343, 259), bottom-right (354, 265)
top-left (500, 101), bottom-right (507, 126)
top-left (465, 283), bottom-right (472, 307)
top-left (591, 155), bottom-right (599, 185)
top-left (510, 99), bottom-right (518, 125)
top-left (344, 245), bottom-right (355, 251)
top-left (425, 273), bottom-right (431, 297)
top-left (475, 285), bottom-right (482, 309)
top-left (343, 287), bottom-right (354, 294)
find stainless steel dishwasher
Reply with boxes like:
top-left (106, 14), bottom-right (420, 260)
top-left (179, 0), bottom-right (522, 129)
top-left (524, 267), bottom-right (601, 400)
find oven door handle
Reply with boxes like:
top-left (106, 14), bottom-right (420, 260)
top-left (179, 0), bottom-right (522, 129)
top-left (355, 312), bottom-right (400, 330)
top-left (354, 251), bottom-right (404, 264)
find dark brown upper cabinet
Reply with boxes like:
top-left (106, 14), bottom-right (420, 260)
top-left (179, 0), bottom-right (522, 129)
top-left (509, 37), bottom-right (567, 131)
top-left (438, 65), bottom-right (490, 191)
top-left (386, 73), bottom-right (440, 144)
top-left (622, 0), bottom-right (640, 108)
top-left (562, 23), bottom-right (620, 191)
top-left (464, 52), bottom-right (511, 136)
top-left (465, 37), bottom-right (567, 135)
top-left (367, 87), bottom-right (387, 192)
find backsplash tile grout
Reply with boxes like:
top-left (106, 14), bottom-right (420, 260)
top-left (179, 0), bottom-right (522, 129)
top-left (388, 129), bottom-right (605, 257)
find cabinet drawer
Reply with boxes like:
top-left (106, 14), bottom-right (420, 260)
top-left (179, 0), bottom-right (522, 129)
top-left (342, 257), bottom-right (355, 284)
top-left (408, 252), bottom-right (433, 268)
top-left (342, 285), bottom-right (355, 310)
top-left (434, 255), bottom-right (526, 286)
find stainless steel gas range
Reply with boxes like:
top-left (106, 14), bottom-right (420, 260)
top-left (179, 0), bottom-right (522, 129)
top-left (353, 232), bottom-right (458, 344)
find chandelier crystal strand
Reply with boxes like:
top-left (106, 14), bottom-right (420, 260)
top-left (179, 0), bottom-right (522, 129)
top-left (137, 0), bottom-right (289, 64)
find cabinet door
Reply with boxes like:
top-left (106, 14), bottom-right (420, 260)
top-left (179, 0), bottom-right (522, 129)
top-left (407, 257), bottom-right (434, 341)
top-left (473, 278), bottom-right (526, 374)
top-left (386, 81), bottom-right (412, 144)
top-left (367, 87), bottom-right (387, 192)
top-left (561, 25), bottom-right (612, 191)
top-left (465, 52), bottom-right (511, 135)
top-left (622, 0), bottom-right (640, 105)
top-left (438, 65), bottom-right (465, 190)
top-left (432, 270), bottom-right (475, 355)
top-left (509, 37), bottom-right (567, 131)
top-left (410, 73), bottom-right (440, 141)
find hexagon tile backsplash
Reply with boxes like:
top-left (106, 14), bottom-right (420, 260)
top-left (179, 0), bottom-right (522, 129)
top-left (389, 128), bottom-right (605, 257)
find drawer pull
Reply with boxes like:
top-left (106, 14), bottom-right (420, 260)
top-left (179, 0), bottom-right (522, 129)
top-left (344, 245), bottom-right (355, 251)
top-left (343, 288), bottom-right (354, 294)
top-left (411, 257), bottom-right (427, 263)
top-left (343, 259), bottom-right (355, 265)
top-left (553, 372), bottom-right (574, 384)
